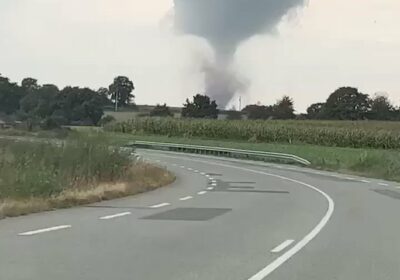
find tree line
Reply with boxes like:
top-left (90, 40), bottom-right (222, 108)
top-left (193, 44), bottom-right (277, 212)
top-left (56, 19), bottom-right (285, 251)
top-left (306, 87), bottom-right (400, 121)
top-left (0, 74), bottom-right (134, 128)
top-left (1, 72), bottom-right (399, 125)
top-left (173, 87), bottom-right (400, 121)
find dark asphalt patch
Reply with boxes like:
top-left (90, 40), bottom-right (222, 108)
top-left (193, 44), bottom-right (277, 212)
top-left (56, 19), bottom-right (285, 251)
top-left (373, 189), bottom-right (400, 200)
top-left (212, 181), bottom-right (289, 194)
top-left (85, 205), bottom-right (150, 210)
top-left (225, 181), bottom-right (256, 185)
top-left (141, 207), bottom-right (231, 221)
top-left (206, 173), bottom-right (222, 176)
top-left (222, 189), bottom-right (289, 194)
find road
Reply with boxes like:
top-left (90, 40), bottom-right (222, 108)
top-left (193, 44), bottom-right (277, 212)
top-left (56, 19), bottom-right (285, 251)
top-left (1, 150), bottom-right (400, 280)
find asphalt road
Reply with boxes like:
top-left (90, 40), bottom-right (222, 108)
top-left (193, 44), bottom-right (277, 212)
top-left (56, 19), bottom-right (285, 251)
top-left (1, 150), bottom-right (400, 280)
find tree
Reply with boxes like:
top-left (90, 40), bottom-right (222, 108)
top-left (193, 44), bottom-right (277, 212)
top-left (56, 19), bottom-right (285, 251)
top-left (369, 94), bottom-right (398, 120)
top-left (108, 76), bottom-right (135, 109)
top-left (0, 75), bottom-right (25, 114)
top-left (20, 84), bottom-right (59, 118)
top-left (181, 94), bottom-right (219, 119)
top-left (56, 87), bottom-right (104, 125)
top-left (21, 78), bottom-right (40, 92)
top-left (242, 105), bottom-right (273, 120)
top-left (273, 96), bottom-right (295, 119)
top-left (150, 104), bottom-right (173, 117)
top-left (307, 103), bottom-right (326, 119)
top-left (324, 87), bottom-right (370, 120)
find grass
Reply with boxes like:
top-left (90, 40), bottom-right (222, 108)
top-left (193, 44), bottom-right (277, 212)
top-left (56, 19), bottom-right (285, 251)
top-left (0, 164), bottom-right (174, 218)
top-left (0, 133), bottom-right (175, 218)
top-left (104, 132), bottom-right (400, 182)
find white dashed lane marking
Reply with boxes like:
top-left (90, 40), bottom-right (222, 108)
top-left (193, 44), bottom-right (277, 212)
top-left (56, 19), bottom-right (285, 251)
top-left (19, 225), bottom-right (72, 236)
top-left (179, 196), bottom-right (193, 201)
top-left (197, 191), bottom-right (207, 195)
top-left (270, 240), bottom-right (295, 253)
top-left (150, 203), bottom-right (171, 209)
top-left (378, 183), bottom-right (389, 186)
top-left (100, 212), bottom-right (131, 220)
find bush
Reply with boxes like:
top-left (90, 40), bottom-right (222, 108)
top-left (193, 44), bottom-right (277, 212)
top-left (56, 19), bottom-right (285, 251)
top-left (98, 115), bottom-right (116, 126)
top-left (150, 104), bottom-right (173, 117)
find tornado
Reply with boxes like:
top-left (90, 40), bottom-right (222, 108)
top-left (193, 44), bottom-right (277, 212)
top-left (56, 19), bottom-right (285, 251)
top-left (174, 0), bottom-right (305, 107)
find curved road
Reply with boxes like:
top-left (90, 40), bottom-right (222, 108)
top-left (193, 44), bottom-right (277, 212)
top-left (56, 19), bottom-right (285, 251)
top-left (1, 150), bottom-right (400, 279)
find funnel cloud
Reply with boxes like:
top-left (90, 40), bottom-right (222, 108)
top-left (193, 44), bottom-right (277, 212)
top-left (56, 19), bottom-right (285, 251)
top-left (174, 0), bottom-right (305, 107)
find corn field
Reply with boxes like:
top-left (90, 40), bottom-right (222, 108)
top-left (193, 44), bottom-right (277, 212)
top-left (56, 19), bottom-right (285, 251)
top-left (106, 118), bottom-right (400, 150)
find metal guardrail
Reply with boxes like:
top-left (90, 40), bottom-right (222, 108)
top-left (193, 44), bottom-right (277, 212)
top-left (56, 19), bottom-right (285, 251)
top-left (0, 135), bottom-right (310, 166)
top-left (130, 141), bottom-right (311, 166)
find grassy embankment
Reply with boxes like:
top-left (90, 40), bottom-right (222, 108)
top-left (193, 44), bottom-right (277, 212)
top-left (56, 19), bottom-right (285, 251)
top-left (104, 118), bottom-right (400, 182)
top-left (0, 133), bottom-right (175, 218)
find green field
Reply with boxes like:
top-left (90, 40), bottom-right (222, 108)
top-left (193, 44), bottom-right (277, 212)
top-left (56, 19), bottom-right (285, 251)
top-left (102, 117), bottom-right (400, 182)
top-left (106, 118), bottom-right (400, 149)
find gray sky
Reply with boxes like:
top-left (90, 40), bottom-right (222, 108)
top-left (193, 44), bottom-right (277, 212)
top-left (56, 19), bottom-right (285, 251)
top-left (1, 0), bottom-right (399, 112)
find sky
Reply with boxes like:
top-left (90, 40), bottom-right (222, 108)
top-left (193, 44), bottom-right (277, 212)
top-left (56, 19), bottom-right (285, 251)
top-left (1, 0), bottom-right (399, 112)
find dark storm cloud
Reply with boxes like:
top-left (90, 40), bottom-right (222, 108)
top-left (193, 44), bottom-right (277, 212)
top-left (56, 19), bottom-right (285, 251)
top-left (174, 0), bottom-right (305, 106)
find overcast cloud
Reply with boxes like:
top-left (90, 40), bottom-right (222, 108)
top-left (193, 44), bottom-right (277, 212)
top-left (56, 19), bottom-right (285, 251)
top-left (1, 0), bottom-right (399, 112)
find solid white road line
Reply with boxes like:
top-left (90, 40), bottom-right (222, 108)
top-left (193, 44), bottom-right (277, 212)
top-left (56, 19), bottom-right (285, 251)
top-left (270, 240), bottom-right (295, 253)
top-left (179, 196), bottom-right (193, 201)
top-left (150, 202), bottom-right (171, 209)
top-left (152, 153), bottom-right (335, 280)
top-left (378, 183), bottom-right (389, 186)
top-left (197, 191), bottom-right (207, 195)
top-left (19, 225), bottom-right (71, 236)
top-left (100, 212), bottom-right (131, 220)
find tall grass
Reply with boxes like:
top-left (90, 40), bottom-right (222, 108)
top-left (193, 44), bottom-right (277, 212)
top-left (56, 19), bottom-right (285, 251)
top-left (0, 134), bottom-right (131, 198)
top-left (106, 118), bottom-right (400, 149)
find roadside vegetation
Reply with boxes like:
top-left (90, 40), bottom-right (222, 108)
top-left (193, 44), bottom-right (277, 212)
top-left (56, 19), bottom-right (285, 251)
top-left (2, 71), bottom-right (400, 197)
top-left (103, 129), bottom-right (400, 182)
top-left (0, 133), bottom-right (175, 218)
